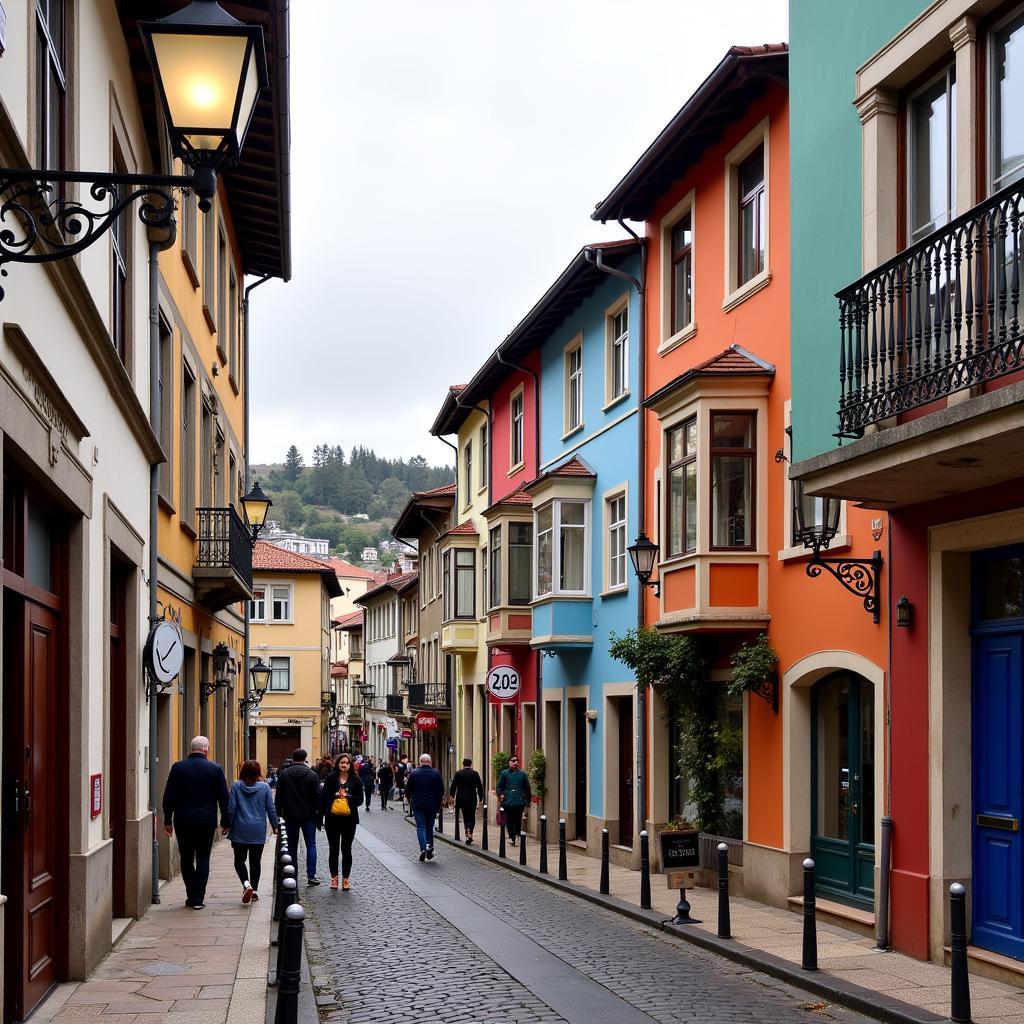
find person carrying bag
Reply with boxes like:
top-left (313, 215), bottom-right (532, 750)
top-left (318, 752), bottom-right (364, 891)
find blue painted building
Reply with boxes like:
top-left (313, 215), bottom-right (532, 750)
top-left (510, 239), bottom-right (643, 864)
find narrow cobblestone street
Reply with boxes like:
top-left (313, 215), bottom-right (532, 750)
top-left (301, 810), bottom-right (874, 1024)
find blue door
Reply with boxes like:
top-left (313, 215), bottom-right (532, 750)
top-left (972, 546), bottom-right (1024, 959)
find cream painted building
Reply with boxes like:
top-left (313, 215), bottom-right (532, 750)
top-left (249, 542), bottom-right (341, 771)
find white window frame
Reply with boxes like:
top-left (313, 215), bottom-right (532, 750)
top-left (533, 498), bottom-right (591, 599)
top-left (723, 117), bottom-right (771, 311)
top-left (604, 294), bottom-right (630, 408)
top-left (250, 585), bottom-right (267, 622)
top-left (479, 423), bottom-right (488, 493)
top-left (510, 385), bottom-right (525, 472)
top-left (603, 485), bottom-right (628, 594)
top-left (464, 439), bottom-right (473, 510)
top-left (659, 188), bottom-right (697, 353)
top-left (563, 335), bottom-right (584, 438)
top-left (907, 64), bottom-right (957, 245)
top-left (270, 583), bottom-right (293, 623)
top-left (268, 655), bottom-right (292, 693)
top-left (988, 7), bottom-right (1024, 195)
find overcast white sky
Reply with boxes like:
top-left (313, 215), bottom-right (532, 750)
top-left (248, 0), bottom-right (788, 468)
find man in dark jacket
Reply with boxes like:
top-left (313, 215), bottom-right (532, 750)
top-left (449, 757), bottom-right (485, 845)
top-left (274, 748), bottom-right (322, 884)
top-left (406, 753), bottom-right (445, 861)
top-left (358, 757), bottom-right (375, 812)
top-left (496, 753), bottom-right (532, 846)
top-left (162, 736), bottom-right (230, 909)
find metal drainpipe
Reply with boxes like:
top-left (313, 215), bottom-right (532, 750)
top-left (147, 213), bottom-right (176, 905)
top-left (585, 225), bottom-right (648, 836)
top-left (241, 274), bottom-right (271, 764)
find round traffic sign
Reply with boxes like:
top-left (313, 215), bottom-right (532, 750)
top-left (486, 666), bottom-right (521, 700)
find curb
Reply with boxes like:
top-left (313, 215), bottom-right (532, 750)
top-left (423, 821), bottom-right (944, 1024)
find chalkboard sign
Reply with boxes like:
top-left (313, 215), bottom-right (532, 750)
top-left (659, 829), bottom-right (700, 869)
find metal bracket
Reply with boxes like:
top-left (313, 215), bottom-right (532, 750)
top-left (747, 673), bottom-right (779, 714)
top-left (805, 548), bottom-right (883, 623)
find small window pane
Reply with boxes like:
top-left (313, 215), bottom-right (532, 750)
top-left (561, 502), bottom-right (585, 527)
top-left (740, 148), bottom-right (764, 196)
top-left (712, 456), bottom-right (752, 548)
top-left (909, 70), bottom-right (955, 242)
top-left (26, 500), bottom-right (52, 592)
top-left (980, 556), bottom-right (1024, 620)
top-left (713, 414), bottom-right (754, 449)
top-left (993, 14), bottom-right (1024, 191)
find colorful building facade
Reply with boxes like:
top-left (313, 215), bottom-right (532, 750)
top-left (790, 0), bottom-right (1024, 969)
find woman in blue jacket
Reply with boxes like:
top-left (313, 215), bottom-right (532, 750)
top-left (227, 759), bottom-right (280, 903)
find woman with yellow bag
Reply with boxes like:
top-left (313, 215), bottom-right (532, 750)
top-left (318, 752), bottom-right (364, 891)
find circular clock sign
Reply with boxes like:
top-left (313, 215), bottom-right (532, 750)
top-left (144, 620), bottom-right (184, 686)
top-left (486, 666), bottom-right (521, 701)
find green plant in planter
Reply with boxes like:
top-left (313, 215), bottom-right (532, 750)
top-left (609, 627), bottom-right (725, 833)
top-left (527, 747), bottom-right (546, 800)
top-left (661, 816), bottom-right (698, 833)
top-left (491, 749), bottom-right (510, 783)
top-left (728, 633), bottom-right (779, 699)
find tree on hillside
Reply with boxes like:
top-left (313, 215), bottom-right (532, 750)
top-left (284, 446), bottom-right (304, 482)
top-left (275, 490), bottom-right (304, 530)
top-left (378, 477), bottom-right (411, 517)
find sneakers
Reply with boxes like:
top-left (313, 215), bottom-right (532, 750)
top-left (465, 835), bottom-right (473, 845)
top-left (190, 902), bottom-right (205, 910)
top-left (329, 876), bottom-right (339, 890)
top-left (242, 883), bottom-right (253, 904)
top-left (419, 850), bottom-right (427, 862)
top-left (342, 878), bottom-right (350, 892)
top-left (251, 892), bottom-right (259, 901)
top-left (426, 845), bottom-right (435, 861)
top-left (307, 876), bottom-right (321, 886)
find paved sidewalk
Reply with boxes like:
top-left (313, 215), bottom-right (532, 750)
top-left (34, 838), bottom-right (272, 1024)
top-left (432, 820), bottom-right (1024, 1024)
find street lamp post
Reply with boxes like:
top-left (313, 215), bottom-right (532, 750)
top-left (0, 0), bottom-right (268, 298)
top-left (240, 481), bottom-right (273, 544)
top-left (240, 657), bottom-right (272, 719)
top-left (359, 683), bottom-right (375, 754)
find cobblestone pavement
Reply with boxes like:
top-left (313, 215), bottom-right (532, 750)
top-left (301, 809), bottom-right (874, 1024)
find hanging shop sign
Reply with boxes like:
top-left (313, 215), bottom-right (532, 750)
top-left (486, 665), bottom-right (521, 701)
top-left (415, 711), bottom-right (438, 731)
top-left (401, 729), bottom-right (413, 739)
top-left (144, 620), bottom-right (184, 687)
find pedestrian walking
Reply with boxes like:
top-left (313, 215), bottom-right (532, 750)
top-left (378, 759), bottom-right (395, 810)
top-left (274, 748), bottom-right (323, 885)
top-left (318, 752), bottom-right (365, 891)
top-left (496, 753), bottom-right (532, 846)
top-left (406, 753), bottom-right (445, 861)
top-left (227, 759), bottom-right (279, 903)
top-left (267, 765), bottom-right (278, 789)
top-left (161, 735), bottom-right (230, 910)
top-left (358, 756), bottom-right (375, 813)
top-left (396, 755), bottom-right (411, 809)
top-left (449, 757), bottom-right (485, 845)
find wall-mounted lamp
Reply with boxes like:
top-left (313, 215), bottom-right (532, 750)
top-left (895, 595), bottom-right (913, 628)
top-left (627, 532), bottom-right (660, 597)
top-left (585, 708), bottom-right (598, 726)
top-left (201, 641), bottom-right (232, 703)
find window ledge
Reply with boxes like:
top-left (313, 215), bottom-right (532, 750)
top-left (561, 424), bottom-right (585, 442)
top-left (602, 392), bottom-right (630, 413)
top-left (777, 535), bottom-right (852, 563)
top-left (229, 373), bottom-right (240, 397)
top-left (722, 270), bottom-right (771, 313)
top-left (658, 322), bottom-right (697, 355)
top-left (530, 593), bottom-right (592, 606)
top-left (599, 586), bottom-right (629, 599)
top-left (216, 342), bottom-right (228, 365)
top-left (181, 249), bottom-right (199, 289)
top-left (157, 493), bottom-right (176, 516)
top-left (507, 462), bottom-right (525, 478)
top-left (202, 305), bottom-right (217, 335)
top-left (180, 519), bottom-right (197, 540)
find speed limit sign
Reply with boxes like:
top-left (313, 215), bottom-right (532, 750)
top-left (486, 666), bottom-right (521, 700)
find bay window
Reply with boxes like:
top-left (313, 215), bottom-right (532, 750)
top-left (509, 522), bottom-right (532, 605)
top-left (711, 413), bottom-right (755, 550)
top-left (443, 548), bottom-right (475, 619)
top-left (667, 418), bottom-right (698, 556)
top-left (489, 526), bottom-right (501, 609)
top-left (535, 500), bottom-right (589, 597)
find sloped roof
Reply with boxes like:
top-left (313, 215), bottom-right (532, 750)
top-left (333, 610), bottom-right (364, 631)
top-left (593, 44), bottom-right (788, 223)
top-left (444, 520), bottom-right (479, 538)
top-left (253, 541), bottom-right (342, 596)
top-left (354, 571), bottom-right (419, 606)
top-left (330, 663), bottom-right (348, 678)
top-left (324, 556), bottom-right (376, 581)
top-left (645, 344), bottom-right (775, 408)
top-left (431, 239), bottom-right (641, 436)
top-left (525, 455), bottom-right (598, 494)
top-left (417, 482), bottom-right (457, 498)
top-left (484, 484), bottom-right (534, 517)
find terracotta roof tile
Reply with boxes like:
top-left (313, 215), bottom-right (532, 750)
top-left (323, 556), bottom-right (376, 580)
top-left (330, 663), bottom-right (348, 678)
top-left (333, 610), bottom-right (364, 630)
top-left (355, 570), bottom-right (419, 605)
top-left (253, 542), bottom-right (342, 596)
top-left (446, 520), bottom-right (479, 537)
top-left (484, 484), bottom-right (534, 517)
top-left (645, 344), bottom-right (774, 408)
top-left (550, 456), bottom-right (596, 478)
top-left (416, 482), bottom-right (457, 498)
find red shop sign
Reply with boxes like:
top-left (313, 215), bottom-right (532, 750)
top-left (415, 712), bottom-right (438, 731)
top-left (401, 729), bottom-right (413, 739)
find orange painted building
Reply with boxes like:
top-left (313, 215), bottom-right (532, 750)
top-left (593, 46), bottom-right (889, 915)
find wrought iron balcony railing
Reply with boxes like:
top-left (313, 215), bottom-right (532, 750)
top-left (837, 177), bottom-right (1024, 436)
top-left (193, 506), bottom-right (252, 611)
top-left (407, 681), bottom-right (451, 709)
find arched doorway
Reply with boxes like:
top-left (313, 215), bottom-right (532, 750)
top-left (811, 672), bottom-right (875, 908)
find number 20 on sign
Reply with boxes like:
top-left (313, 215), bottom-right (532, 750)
top-left (486, 666), bottom-right (521, 700)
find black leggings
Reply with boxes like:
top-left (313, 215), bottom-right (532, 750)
top-left (232, 842), bottom-right (265, 891)
top-left (457, 799), bottom-right (477, 834)
top-left (380, 784), bottom-right (391, 810)
top-left (505, 805), bottom-right (525, 841)
top-left (325, 816), bottom-right (358, 878)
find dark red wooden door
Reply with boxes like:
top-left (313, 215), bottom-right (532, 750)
top-left (618, 699), bottom-right (634, 846)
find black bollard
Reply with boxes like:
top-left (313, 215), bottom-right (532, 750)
top-left (539, 815), bottom-right (548, 875)
top-left (717, 842), bottom-right (732, 939)
top-left (802, 858), bottom-right (818, 971)
top-left (519, 829), bottom-right (527, 866)
top-left (499, 821), bottom-right (507, 859)
top-left (273, 877), bottom-right (298, 984)
top-left (558, 819), bottom-right (568, 881)
top-left (454, 805), bottom-right (462, 842)
top-left (640, 830), bottom-right (652, 910)
top-left (950, 883), bottom-right (971, 1024)
top-left (600, 829), bottom-right (610, 895)
top-left (273, 854), bottom-right (292, 923)
top-left (274, 904), bottom-right (305, 1024)
top-left (481, 804), bottom-right (489, 851)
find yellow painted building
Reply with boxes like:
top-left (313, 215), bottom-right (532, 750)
top-left (249, 542), bottom-right (341, 771)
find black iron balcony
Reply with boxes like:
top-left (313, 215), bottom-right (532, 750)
top-left (193, 507), bottom-right (253, 612)
top-left (407, 681), bottom-right (451, 709)
top-left (837, 177), bottom-right (1024, 437)
top-left (386, 693), bottom-right (405, 715)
